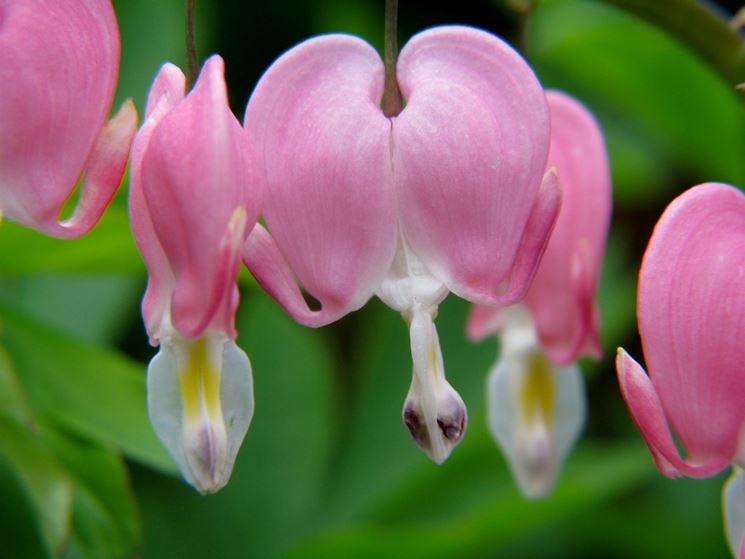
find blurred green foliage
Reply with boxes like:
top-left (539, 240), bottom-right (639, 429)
top-left (1, 0), bottom-right (744, 557)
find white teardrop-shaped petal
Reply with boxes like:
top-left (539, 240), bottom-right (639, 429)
top-left (147, 331), bottom-right (254, 493)
top-left (724, 466), bottom-right (745, 559)
top-left (487, 347), bottom-right (585, 499)
top-left (402, 308), bottom-right (467, 464)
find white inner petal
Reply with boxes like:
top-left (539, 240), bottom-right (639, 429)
top-left (147, 327), bottom-right (254, 493)
top-left (724, 466), bottom-right (745, 558)
top-left (377, 234), bottom-right (466, 463)
top-left (488, 309), bottom-right (586, 498)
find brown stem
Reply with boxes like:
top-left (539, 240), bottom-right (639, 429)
top-left (381, 0), bottom-right (403, 117)
top-left (185, 0), bottom-right (198, 87)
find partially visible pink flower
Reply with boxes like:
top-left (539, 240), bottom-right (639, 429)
top-left (467, 91), bottom-right (611, 498)
top-left (130, 56), bottom-right (260, 493)
top-left (244, 26), bottom-right (560, 463)
top-left (0, 0), bottom-right (136, 237)
top-left (616, 183), bottom-right (745, 558)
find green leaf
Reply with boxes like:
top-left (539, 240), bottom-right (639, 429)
top-left (527, 0), bottom-right (745, 208)
top-left (0, 455), bottom-right (53, 559)
top-left (42, 428), bottom-right (140, 559)
top-left (0, 415), bottom-right (73, 557)
top-left (601, 0), bottom-right (745, 85)
top-left (0, 345), bottom-right (34, 425)
top-left (0, 274), bottom-right (142, 345)
top-left (285, 442), bottom-right (654, 559)
top-left (0, 207), bottom-right (144, 274)
top-left (0, 304), bottom-right (175, 474)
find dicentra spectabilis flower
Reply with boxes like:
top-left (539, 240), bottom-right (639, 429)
top-left (243, 26), bottom-right (560, 463)
top-left (0, 0), bottom-right (136, 237)
top-left (129, 56), bottom-right (259, 493)
top-left (467, 91), bottom-right (611, 497)
top-left (616, 183), bottom-right (745, 558)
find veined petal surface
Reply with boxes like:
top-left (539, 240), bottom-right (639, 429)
top-left (393, 26), bottom-right (551, 303)
top-left (0, 0), bottom-right (129, 236)
top-left (141, 56), bottom-right (257, 338)
top-left (525, 90), bottom-right (611, 365)
top-left (245, 35), bottom-right (397, 325)
top-left (129, 63), bottom-right (186, 344)
top-left (622, 183), bottom-right (745, 475)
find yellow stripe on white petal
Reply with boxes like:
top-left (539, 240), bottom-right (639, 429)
top-left (487, 337), bottom-right (585, 499)
top-left (147, 330), bottom-right (254, 494)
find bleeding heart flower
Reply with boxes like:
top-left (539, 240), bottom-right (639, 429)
top-left (244, 26), bottom-right (560, 463)
top-left (0, 0), bottom-right (136, 237)
top-left (129, 56), bottom-right (260, 493)
top-left (616, 183), bottom-right (745, 558)
top-left (467, 90), bottom-right (611, 497)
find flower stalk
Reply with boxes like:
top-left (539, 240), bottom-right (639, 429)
top-left (185, 0), bottom-right (199, 87)
top-left (381, 0), bottom-right (403, 117)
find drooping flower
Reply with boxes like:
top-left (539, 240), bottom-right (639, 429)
top-left (129, 56), bottom-right (260, 493)
top-left (616, 183), bottom-right (745, 557)
top-left (243, 26), bottom-right (560, 463)
top-left (467, 90), bottom-right (612, 497)
top-left (0, 0), bottom-right (136, 237)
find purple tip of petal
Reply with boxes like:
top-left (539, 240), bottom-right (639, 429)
top-left (525, 90), bottom-right (612, 365)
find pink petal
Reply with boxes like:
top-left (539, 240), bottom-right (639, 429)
top-left (466, 303), bottom-right (504, 342)
top-left (129, 63), bottom-right (186, 344)
top-left (616, 348), bottom-right (729, 477)
top-left (54, 99), bottom-right (137, 237)
top-left (140, 56), bottom-right (257, 338)
top-left (635, 183), bottom-right (745, 472)
top-left (0, 0), bottom-right (126, 237)
top-left (244, 35), bottom-right (398, 325)
top-left (525, 91), bottom-right (611, 365)
top-left (243, 224), bottom-right (332, 327)
top-left (393, 26), bottom-right (552, 303)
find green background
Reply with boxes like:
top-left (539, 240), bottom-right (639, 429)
top-left (1, 0), bottom-right (744, 557)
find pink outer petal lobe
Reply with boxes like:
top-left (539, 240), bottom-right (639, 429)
top-left (141, 56), bottom-right (257, 339)
top-left (129, 64), bottom-right (187, 344)
top-left (525, 90), bottom-right (611, 365)
top-left (244, 34), bottom-right (397, 326)
top-left (638, 183), bottom-right (745, 471)
top-left (0, 0), bottom-right (127, 237)
top-left (393, 26), bottom-right (552, 303)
